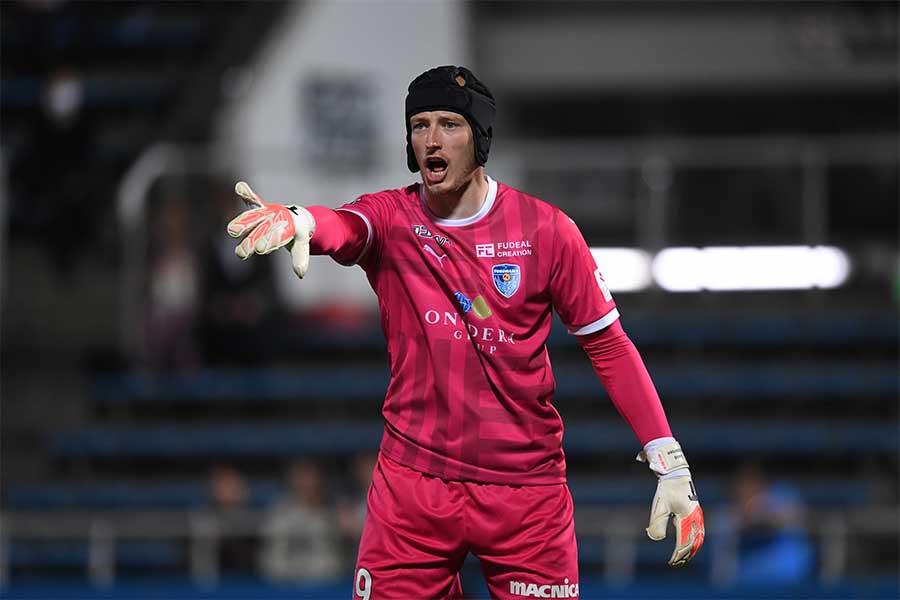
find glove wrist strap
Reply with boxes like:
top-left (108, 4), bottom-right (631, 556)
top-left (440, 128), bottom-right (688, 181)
top-left (637, 437), bottom-right (690, 477)
top-left (287, 205), bottom-right (316, 236)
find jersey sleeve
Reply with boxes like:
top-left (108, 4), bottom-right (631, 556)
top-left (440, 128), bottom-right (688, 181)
top-left (334, 191), bottom-right (398, 269)
top-left (306, 206), bottom-right (370, 265)
top-left (548, 210), bottom-right (620, 335)
top-left (578, 321), bottom-right (672, 445)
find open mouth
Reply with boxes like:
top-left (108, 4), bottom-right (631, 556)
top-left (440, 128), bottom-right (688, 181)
top-left (426, 157), bottom-right (448, 175)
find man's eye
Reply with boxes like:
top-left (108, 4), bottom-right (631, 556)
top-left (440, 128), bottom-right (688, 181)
top-left (412, 122), bottom-right (427, 130)
top-left (445, 121), bottom-right (458, 128)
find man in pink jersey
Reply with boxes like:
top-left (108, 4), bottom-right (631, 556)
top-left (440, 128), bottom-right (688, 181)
top-left (227, 65), bottom-right (704, 599)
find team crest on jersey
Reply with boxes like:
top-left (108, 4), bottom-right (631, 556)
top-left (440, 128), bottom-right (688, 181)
top-left (492, 264), bottom-right (521, 298)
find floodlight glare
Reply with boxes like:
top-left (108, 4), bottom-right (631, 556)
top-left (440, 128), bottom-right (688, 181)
top-left (651, 246), bottom-right (851, 292)
top-left (589, 248), bottom-right (653, 292)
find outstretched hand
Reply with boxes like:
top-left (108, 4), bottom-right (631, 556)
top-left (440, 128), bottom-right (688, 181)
top-left (226, 181), bottom-right (316, 279)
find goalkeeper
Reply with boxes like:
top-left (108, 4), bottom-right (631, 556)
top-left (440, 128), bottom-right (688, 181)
top-left (228, 65), bottom-right (704, 600)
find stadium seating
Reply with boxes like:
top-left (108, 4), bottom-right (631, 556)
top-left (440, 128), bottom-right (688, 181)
top-left (2, 1), bottom-right (896, 593)
top-left (4, 476), bottom-right (879, 512)
top-left (47, 420), bottom-right (899, 459)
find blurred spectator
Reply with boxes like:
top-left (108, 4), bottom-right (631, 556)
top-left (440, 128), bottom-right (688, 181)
top-left (145, 197), bottom-right (201, 370)
top-left (713, 464), bottom-right (815, 585)
top-left (208, 464), bottom-right (258, 575)
top-left (336, 453), bottom-right (377, 560)
top-left (11, 67), bottom-right (98, 275)
top-left (200, 183), bottom-right (279, 365)
top-left (260, 459), bottom-right (342, 583)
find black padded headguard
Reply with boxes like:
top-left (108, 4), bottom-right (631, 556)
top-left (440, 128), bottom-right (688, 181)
top-left (405, 65), bottom-right (496, 173)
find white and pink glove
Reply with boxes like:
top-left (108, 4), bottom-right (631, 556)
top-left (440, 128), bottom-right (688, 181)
top-left (226, 181), bottom-right (316, 279)
top-left (638, 437), bottom-right (705, 567)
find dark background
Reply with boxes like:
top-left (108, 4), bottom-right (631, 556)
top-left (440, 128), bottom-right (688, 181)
top-left (1, 1), bottom-right (897, 598)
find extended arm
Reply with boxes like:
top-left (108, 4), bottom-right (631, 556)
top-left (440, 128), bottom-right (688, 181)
top-left (579, 321), bottom-right (705, 567)
top-left (306, 206), bottom-right (369, 264)
top-left (226, 182), bottom-right (370, 276)
top-left (578, 320), bottom-right (671, 444)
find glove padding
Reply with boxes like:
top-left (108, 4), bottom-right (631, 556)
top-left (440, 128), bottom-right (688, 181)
top-left (646, 473), bottom-right (705, 567)
top-left (226, 181), bottom-right (316, 279)
top-left (638, 438), bottom-right (705, 567)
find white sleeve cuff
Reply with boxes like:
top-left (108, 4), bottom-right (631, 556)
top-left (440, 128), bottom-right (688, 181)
top-left (568, 308), bottom-right (620, 335)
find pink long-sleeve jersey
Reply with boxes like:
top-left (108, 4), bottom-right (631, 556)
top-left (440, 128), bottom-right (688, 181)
top-left (311, 176), bottom-right (669, 485)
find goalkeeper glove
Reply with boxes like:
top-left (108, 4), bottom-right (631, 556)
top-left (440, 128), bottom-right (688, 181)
top-left (638, 437), bottom-right (705, 567)
top-left (226, 181), bottom-right (316, 279)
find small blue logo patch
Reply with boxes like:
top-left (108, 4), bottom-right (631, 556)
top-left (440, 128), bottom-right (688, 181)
top-left (492, 264), bottom-right (521, 298)
top-left (454, 291), bottom-right (473, 313)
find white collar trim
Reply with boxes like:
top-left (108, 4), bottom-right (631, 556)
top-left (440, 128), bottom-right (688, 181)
top-left (419, 176), bottom-right (497, 227)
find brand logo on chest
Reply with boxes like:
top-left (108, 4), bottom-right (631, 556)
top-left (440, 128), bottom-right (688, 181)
top-left (476, 240), bottom-right (533, 258)
top-left (476, 243), bottom-right (495, 257)
top-left (412, 224), bottom-right (451, 248)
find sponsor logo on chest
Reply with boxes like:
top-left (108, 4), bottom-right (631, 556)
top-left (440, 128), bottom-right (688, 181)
top-left (423, 308), bottom-right (514, 355)
top-left (476, 240), bottom-right (533, 258)
top-left (412, 224), bottom-right (451, 248)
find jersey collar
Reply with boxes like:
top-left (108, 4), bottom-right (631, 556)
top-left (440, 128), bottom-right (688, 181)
top-left (419, 175), bottom-right (498, 227)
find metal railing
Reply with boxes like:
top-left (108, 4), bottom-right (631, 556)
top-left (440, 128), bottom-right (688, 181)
top-left (2, 506), bottom-right (897, 588)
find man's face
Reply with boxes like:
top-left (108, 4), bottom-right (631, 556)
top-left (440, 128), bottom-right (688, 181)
top-left (410, 110), bottom-right (479, 194)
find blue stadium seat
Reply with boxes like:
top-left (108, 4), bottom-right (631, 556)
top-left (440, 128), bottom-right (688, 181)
top-left (4, 477), bottom-right (873, 511)
top-left (4, 480), bottom-right (282, 511)
top-left (9, 540), bottom-right (182, 568)
top-left (566, 476), bottom-right (877, 507)
top-left (1, 75), bottom-right (173, 110)
top-left (618, 312), bottom-right (899, 347)
top-left (49, 421), bottom-right (899, 458)
top-left (91, 362), bottom-right (897, 403)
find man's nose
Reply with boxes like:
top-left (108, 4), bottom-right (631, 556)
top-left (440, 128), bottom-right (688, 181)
top-left (425, 127), bottom-right (442, 148)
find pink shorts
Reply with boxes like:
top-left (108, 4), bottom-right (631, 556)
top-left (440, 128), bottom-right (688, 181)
top-left (353, 453), bottom-right (579, 600)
